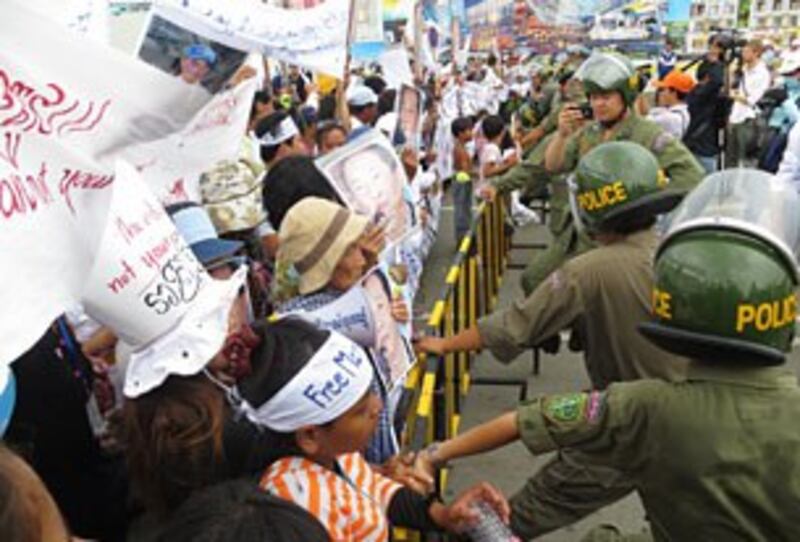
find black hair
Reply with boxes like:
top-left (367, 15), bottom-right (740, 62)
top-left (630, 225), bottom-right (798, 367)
top-left (250, 90), bottom-right (273, 120)
top-left (316, 121), bottom-right (347, 148)
top-left (487, 54), bottom-right (497, 67)
top-left (317, 94), bottom-right (337, 122)
top-left (451, 116), bottom-right (473, 138)
top-left (377, 89), bottom-right (397, 117)
top-left (349, 103), bottom-right (375, 116)
top-left (255, 112), bottom-right (293, 164)
top-left (262, 156), bottom-right (343, 229)
top-left (236, 319), bottom-right (333, 463)
top-left (363, 75), bottom-right (387, 97)
top-left (481, 114), bottom-right (505, 140)
top-left (157, 478), bottom-right (329, 542)
top-left (164, 201), bottom-right (199, 216)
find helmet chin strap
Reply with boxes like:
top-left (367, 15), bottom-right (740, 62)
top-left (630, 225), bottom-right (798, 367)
top-left (599, 106), bottom-right (629, 129)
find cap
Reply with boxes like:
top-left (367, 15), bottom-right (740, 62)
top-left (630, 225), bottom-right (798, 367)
top-left (183, 43), bottom-right (217, 66)
top-left (654, 70), bottom-right (696, 94)
top-left (167, 203), bottom-right (243, 268)
top-left (346, 85), bottom-right (379, 107)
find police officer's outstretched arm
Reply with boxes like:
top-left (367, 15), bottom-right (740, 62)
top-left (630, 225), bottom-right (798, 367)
top-left (417, 383), bottom-right (655, 476)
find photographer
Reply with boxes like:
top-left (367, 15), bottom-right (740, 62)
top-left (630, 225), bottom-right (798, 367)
top-left (683, 37), bottom-right (726, 173)
top-left (726, 39), bottom-right (771, 168)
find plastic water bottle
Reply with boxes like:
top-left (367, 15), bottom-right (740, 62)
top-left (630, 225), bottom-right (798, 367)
top-left (463, 500), bottom-right (520, 542)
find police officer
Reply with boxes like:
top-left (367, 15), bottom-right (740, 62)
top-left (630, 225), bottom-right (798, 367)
top-left (529, 51), bottom-right (704, 297)
top-left (417, 142), bottom-right (690, 537)
top-left (417, 170), bottom-right (800, 540)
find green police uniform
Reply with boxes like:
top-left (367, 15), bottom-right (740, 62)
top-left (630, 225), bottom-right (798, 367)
top-left (519, 53), bottom-right (704, 296)
top-left (514, 364), bottom-right (800, 541)
top-left (477, 143), bottom-right (689, 538)
top-left (513, 174), bottom-right (800, 539)
top-left (477, 228), bottom-right (687, 387)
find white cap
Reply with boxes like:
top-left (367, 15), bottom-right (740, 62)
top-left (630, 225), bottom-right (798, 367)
top-left (780, 57), bottom-right (800, 75)
top-left (80, 161), bottom-right (246, 398)
top-left (347, 85), bottom-right (378, 107)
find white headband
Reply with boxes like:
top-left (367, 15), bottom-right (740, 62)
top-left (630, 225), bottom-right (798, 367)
top-left (259, 116), bottom-right (299, 147)
top-left (240, 331), bottom-right (374, 432)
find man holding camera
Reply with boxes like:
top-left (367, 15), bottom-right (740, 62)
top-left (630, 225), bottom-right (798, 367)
top-left (536, 52), bottom-right (703, 296)
top-left (726, 39), bottom-right (771, 168)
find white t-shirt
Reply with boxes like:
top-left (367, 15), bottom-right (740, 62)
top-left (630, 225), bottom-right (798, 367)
top-left (479, 142), bottom-right (502, 187)
top-left (647, 103), bottom-right (691, 139)
top-left (730, 60), bottom-right (771, 125)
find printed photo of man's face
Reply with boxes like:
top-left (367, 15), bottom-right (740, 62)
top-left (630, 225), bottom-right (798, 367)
top-left (362, 272), bottom-right (412, 389)
top-left (335, 144), bottom-right (410, 243)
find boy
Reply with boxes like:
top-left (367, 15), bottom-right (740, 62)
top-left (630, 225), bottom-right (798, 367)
top-left (451, 117), bottom-right (475, 243)
top-left (235, 319), bottom-right (509, 541)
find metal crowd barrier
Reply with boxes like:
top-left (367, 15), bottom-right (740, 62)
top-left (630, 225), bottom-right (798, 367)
top-left (394, 196), bottom-right (527, 541)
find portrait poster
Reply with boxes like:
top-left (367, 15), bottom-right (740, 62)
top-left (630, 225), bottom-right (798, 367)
top-left (285, 285), bottom-right (377, 349)
top-left (395, 83), bottom-right (422, 152)
top-left (361, 268), bottom-right (415, 390)
top-left (136, 8), bottom-right (248, 94)
top-left (316, 131), bottom-right (413, 245)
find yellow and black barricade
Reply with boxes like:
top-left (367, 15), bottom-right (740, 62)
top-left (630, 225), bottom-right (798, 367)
top-left (395, 196), bottom-right (527, 541)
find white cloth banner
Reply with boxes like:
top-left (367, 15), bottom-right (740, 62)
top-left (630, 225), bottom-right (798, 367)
top-left (288, 286), bottom-right (378, 349)
top-left (0, 0), bottom-right (256, 364)
top-left (154, 0), bottom-right (350, 77)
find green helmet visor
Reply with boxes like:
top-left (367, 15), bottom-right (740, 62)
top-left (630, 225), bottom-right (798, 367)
top-left (662, 169), bottom-right (800, 282)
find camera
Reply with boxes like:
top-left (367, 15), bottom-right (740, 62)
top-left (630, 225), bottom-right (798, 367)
top-left (577, 102), bottom-right (593, 120)
top-left (709, 26), bottom-right (747, 64)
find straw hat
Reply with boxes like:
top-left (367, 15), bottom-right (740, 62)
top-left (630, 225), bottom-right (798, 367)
top-left (276, 198), bottom-right (368, 295)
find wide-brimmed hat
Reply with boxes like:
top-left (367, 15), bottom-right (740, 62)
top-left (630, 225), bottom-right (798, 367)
top-left (81, 163), bottom-right (247, 399)
top-left (167, 202), bottom-right (244, 267)
top-left (200, 161), bottom-right (267, 234)
top-left (276, 197), bottom-right (368, 295)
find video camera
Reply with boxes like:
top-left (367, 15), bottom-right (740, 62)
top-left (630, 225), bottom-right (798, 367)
top-left (709, 26), bottom-right (748, 64)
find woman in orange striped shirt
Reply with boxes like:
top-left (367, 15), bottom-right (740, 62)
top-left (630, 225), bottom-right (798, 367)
top-left (234, 318), bottom-right (510, 541)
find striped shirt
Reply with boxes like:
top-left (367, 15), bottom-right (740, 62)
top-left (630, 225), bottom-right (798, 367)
top-left (261, 453), bottom-right (403, 541)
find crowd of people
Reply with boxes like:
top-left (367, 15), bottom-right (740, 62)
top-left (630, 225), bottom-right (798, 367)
top-left (3, 14), bottom-right (800, 542)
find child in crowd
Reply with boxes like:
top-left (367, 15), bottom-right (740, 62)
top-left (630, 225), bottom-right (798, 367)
top-left (478, 114), bottom-right (519, 190)
top-left (451, 117), bottom-right (475, 243)
top-left (233, 318), bottom-right (509, 541)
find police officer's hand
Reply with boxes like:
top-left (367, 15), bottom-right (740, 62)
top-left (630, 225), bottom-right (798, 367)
top-left (478, 185), bottom-right (497, 202)
top-left (414, 335), bottom-right (447, 356)
top-left (557, 102), bottom-right (585, 138)
top-left (431, 483), bottom-right (511, 533)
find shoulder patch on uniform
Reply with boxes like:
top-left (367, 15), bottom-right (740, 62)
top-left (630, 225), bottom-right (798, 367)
top-left (651, 131), bottom-right (675, 154)
top-left (543, 391), bottom-right (605, 423)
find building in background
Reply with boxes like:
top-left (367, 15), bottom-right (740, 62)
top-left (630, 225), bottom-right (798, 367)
top-left (685, 0), bottom-right (738, 53)
top-left (749, 0), bottom-right (800, 46)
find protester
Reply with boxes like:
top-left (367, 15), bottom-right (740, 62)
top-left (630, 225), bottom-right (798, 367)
top-left (157, 479), bottom-right (330, 542)
top-left (316, 120), bottom-right (348, 156)
top-left (647, 69), bottom-right (695, 139)
top-left (233, 318), bottom-right (509, 539)
top-left (272, 198), bottom-right (411, 466)
top-left (347, 85), bottom-right (380, 139)
top-left (0, 444), bottom-right (74, 542)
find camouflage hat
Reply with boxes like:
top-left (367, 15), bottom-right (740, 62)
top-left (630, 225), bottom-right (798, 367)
top-left (200, 159), bottom-right (267, 235)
